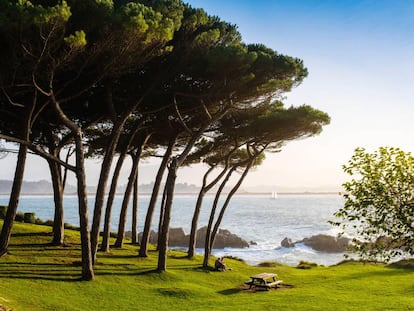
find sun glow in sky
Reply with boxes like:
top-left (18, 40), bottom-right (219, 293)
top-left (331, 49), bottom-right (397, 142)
top-left (1, 1), bottom-right (414, 192)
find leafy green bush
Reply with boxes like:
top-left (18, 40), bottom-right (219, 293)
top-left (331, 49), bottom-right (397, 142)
top-left (296, 260), bottom-right (318, 269)
top-left (257, 261), bottom-right (284, 267)
top-left (35, 218), bottom-right (44, 225)
top-left (24, 213), bottom-right (36, 224)
top-left (64, 223), bottom-right (79, 230)
top-left (44, 220), bottom-right (54, 227)
top-left (15, 212), bottom-right (24, 222)
top-left (0, 205), bottom-right (7, 219)
top-left (223, 255), bottom-right (245, 263)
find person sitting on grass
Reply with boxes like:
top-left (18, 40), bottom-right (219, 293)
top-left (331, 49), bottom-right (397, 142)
top-left (214, 257), bottom-right (227, 271)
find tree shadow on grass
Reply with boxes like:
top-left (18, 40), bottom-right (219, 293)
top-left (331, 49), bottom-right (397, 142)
top-left (100, 253), bottom-right (140, 260)
top-left (168, 253), bottom-right (188, 259)
top-left (217, 288), bottom-right (242, 295)
top-left (388, 259), bottom-right (414, 270)
top-left (11, 232), bottom-right (52, 237)
top-left (0, 263), bottom-right (83, 282)
top-left (9, 243), bottom-right (64, 249)
top-left (96, 269), bottom-right (158, 277)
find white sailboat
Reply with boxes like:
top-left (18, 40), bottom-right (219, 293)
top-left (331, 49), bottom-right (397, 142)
top-left (271, 191), bottom-right (278, 199)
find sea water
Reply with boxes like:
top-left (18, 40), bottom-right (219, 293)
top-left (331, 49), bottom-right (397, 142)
top-left (0, 193), bottom-right (347, 266)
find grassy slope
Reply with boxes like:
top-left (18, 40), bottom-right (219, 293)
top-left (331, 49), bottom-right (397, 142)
top-left (0, 221), bottom-right (413, 311)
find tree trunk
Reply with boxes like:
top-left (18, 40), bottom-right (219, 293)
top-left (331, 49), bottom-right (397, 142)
top-left (202, 167), bottom-right (235, 268)
top-left (50, 99), bottom-right (94, 280)
top-left (114, 148), bottom-right (142, 248)
top-left (210, 161), bottom-right (253, 251)
top-left (100, 122), bottom-right (143, 252)
top-left (74, 132), bottom-right (94, 280)
top-left (0, 144), bottom-right (28, 255)
top-left (90, 121), bottom-right (127, 262)
top-left (157, 159), bottom-right (178, 271)
top-left (187, 186), bottom-right (207, 258)
top-left (0, 98), bottom-right (34, 256)
top-left (187, 163), bottom-right (230, 258)
top-left (48, 153), bottom-right (65, 246)
top-left (156, 105), bottom-right (229, 271)
top-left (157, 182), bottom-right (168, 250)
top-left (90, 82), bottom-right (148, 263)
top-left (131, 172), bottom-right (139, 245)
top-left (187, 167), bottom-right (214, 258)
top-left (62, 147), bottom-right (74, 191)
top-left (100, 151), bottom-right (127, 252)
top-left (139, 137), bottom-right (175, 257)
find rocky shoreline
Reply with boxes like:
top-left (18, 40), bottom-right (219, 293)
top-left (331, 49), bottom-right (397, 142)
top-left (126, 226), bottom-right (252, 249)
top-left (127, 229), bottom-right (352, 253)
top-left (281, 234), bottom-right (351, 253)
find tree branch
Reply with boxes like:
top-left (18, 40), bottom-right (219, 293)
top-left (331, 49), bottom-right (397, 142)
top-left (1, 88), bottom-right (25, 108)
top-left (174, 94), bottom-right (192, 134)
top-left (0, 134), bottom-right (76, 171)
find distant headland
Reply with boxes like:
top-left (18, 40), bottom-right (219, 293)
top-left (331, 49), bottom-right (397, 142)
top-left (0, 179), bottom-right (341, 196)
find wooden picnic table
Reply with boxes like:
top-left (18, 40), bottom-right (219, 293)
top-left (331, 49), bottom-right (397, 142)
top-left (245, 273), bottom-right (283, 290)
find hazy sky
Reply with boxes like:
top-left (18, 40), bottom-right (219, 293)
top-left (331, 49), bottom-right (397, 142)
top-left (1, 0), bottom-right (414, 192)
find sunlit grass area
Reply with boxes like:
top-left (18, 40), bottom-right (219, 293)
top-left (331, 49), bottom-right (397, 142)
top-left (0, 220), bottom-right (413, 311)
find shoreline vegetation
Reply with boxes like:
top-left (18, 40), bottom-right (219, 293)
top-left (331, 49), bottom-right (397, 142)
top-left (0, 221), bottom-right (413, 310)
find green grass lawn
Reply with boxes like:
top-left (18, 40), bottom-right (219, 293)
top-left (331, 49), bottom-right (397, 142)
top-left (0, 221), bottom-right (413, 311)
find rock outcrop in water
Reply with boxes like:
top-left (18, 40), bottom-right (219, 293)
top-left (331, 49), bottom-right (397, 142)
top-left (281, 237), bottom-right (295, 248)
top-left (281, 234), bottom-right (351, 253)
top-left (131, 226), bottom-right (250, 249)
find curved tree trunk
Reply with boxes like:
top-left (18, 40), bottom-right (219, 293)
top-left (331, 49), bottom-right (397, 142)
top-left (131, 172), bottom-right (139, 245)
top-left (202, 167), bottom-right (235, 268)
top-left (156, 105), bottom-right (229, 271)
top-left (210, 161), bottom-right (254, 251)
top-left (62, 147), bottom-right (73, 191)
top-left (101, 122), bottom-right (143, 251)
top-left (0, 144), bottom-right (28, 256)
top-left (0, 98), bottom-right (34, 256)
top-left (100, 150), bottom-right (127, 252)
top-left (187, 174), bottom-right (210, 258)
top-left (139, 137), bottom-right (175, 257)
top-left (74, 132), bottom-right (94, 280)
top-left (157, 159), bottom-right (178, 271)
top-left (48, 154), bottom-right (65, 246)
top-left (157, 182), bottom-right (168, 250)
top-left (90, 121), bottom-right (127, 262)
top-left (47, 133), bottom-right (74, 246)
top-left (51, 99), bottom-right (94, 280)
top-left (90, 86), bottom-right (146, 263)
top-left (114, 151), bottom-right (140, 248)
top-left (114, 132), bottom-right (150, 248)
top-left (187, 161), bottom-right (231, 258)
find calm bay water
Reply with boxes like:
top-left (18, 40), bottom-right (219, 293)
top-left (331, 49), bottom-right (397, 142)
top-left (0, 193), bottom-right (347, 266)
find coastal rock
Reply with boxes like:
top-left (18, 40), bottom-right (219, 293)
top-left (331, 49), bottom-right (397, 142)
top-left (135, 230), bottom-right (158, 244)
top-left (214, 228), bottom-right (249, 248)
top-left (194, 227), bottom-right (250, 248)
top-left (301, 234), bottom-right (351, 253)
top-left (281, 234), bottom-right (351, 253)
top-left (281, 237), bottom-right (295, 248)
top-left (135, 227), bottom-right (250, 249)
top-left (169, 227), bottom-right (188, 246)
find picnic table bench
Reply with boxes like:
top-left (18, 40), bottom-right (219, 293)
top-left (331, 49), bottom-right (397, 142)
top-left (245, 273), bottom-right (283, 290)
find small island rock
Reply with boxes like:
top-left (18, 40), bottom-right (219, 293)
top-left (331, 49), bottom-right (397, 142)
top-left (281, 237), bottom-right (295, 248)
